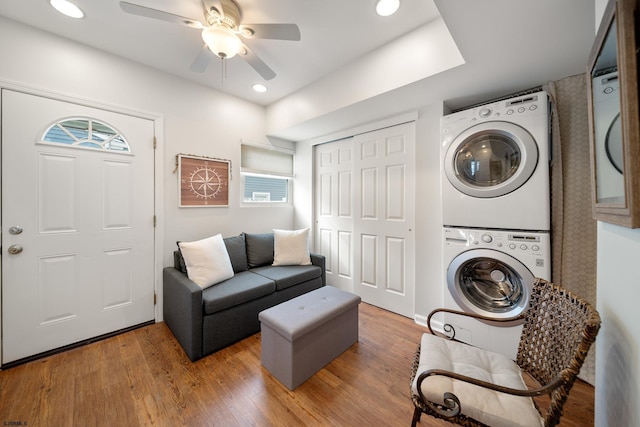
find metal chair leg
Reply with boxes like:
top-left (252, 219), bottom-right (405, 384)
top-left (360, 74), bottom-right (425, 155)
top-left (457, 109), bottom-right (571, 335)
top-left (411, 406), bottom-right (422, 427)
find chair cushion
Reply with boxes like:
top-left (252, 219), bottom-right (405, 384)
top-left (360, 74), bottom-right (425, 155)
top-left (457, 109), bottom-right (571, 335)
top-left (411, 333), bottom-right (543, 427)
top-left (202, 271), bottom-right (276, 315)
top-left (250, 265), bottom-right (322, 291)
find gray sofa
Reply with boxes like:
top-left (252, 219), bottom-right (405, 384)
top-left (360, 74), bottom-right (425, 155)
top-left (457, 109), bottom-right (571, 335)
top-left (163, 232), bottom-right (326, 361)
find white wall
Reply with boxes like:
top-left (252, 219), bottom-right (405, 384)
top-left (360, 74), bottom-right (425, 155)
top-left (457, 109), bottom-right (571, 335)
top-left (593, 1), bottom-right (640, 425)
top-left (413, 103), bottom-right (447, 321)
top-left (0, 17), bottom-right (296, 323)
top-left (595, 223), bottom-right (640, 426)
top-left (292, 139), bottom-right (314, 233)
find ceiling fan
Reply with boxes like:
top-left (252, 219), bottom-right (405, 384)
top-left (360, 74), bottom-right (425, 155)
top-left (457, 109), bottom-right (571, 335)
top-left (119, 0), bottom-right (301, 80)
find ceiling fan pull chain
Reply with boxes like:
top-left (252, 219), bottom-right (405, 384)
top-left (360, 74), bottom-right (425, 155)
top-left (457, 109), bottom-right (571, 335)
top-left (220, 58), bottom-right (225, 86)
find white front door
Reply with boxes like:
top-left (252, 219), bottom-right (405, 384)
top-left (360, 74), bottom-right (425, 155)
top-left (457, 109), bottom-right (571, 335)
top-left (1, 89), bottom-right (156, 365)
top-left (314, 122), bottom-right (415, 317)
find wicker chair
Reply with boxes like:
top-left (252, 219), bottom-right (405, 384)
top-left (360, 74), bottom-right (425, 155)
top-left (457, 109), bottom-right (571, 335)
top-left (410, 278), bottom-right (601, 427)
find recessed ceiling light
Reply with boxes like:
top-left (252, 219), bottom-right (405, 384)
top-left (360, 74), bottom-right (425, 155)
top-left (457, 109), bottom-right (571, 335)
top-left (376, 0), bottom-right (400, 16)
top-left (252, 83), bottom-right (267, 93)
top-left (50, 0), bottom-right (84, 19)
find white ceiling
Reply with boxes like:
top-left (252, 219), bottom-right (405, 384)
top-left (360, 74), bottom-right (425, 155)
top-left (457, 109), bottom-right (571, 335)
top-left (265, 0), bottom-right (597, 140)
top-left (0, 0), bottom-right (439, 105)
top-left (0, 0), bottom-right (596, 140)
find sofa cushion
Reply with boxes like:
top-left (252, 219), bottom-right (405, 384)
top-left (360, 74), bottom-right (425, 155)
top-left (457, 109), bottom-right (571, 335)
top-left (174, 249), bottom-right (188, 273)
top-left (245, 232), bottom-right (274, 268)
top-left (178, 234), bottom-right (234, 289)
top-left (202, 271), bottom-right (276, 315)
top-left (273, 228), bottom-right (312, 266)
top-left (224, 233), bottom-right (249, 273)
top-left (251, 265), bottom-right (322, 291)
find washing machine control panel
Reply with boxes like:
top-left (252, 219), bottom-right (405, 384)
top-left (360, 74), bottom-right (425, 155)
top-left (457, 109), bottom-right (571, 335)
top-left (445, 228), bottom-right (549, 257)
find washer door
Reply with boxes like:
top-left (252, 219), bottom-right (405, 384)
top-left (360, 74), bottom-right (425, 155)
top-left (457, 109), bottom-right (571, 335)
top-left (444, 121), bottom-right (539, 198)
top-left (447, 249), bottom-right (533, 320)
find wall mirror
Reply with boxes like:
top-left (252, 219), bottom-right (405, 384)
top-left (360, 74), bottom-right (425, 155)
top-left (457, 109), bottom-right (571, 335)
top-left (587, 0), bottom-right (640, 228)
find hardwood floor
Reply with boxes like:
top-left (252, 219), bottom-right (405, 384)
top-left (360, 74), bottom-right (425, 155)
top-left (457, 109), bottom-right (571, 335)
top-left (0, 303), bottom-right (595, 426)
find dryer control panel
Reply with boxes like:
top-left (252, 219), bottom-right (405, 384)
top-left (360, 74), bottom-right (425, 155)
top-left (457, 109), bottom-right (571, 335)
top-left (441, 92), bottom-right (549, 131)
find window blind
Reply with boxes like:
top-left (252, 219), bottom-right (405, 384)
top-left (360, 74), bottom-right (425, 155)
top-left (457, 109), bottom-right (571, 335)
top-left (241, 144), bottom-right (294, 177)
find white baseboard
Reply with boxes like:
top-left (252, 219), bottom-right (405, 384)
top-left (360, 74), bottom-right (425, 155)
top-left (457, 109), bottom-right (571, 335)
top-left (414, 314), bottom-right (444, 335)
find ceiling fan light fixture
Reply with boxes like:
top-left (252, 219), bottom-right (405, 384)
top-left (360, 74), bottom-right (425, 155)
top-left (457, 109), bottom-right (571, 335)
top-left (202, 26), bottom-right (242, 59)
top-left (50, 0), bottom-right (84, 19)
top-left (376, 0), bottom-right (400, 16)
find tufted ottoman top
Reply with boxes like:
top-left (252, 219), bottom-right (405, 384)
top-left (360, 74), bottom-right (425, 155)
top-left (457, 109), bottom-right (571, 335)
top-left (259, 286), bottom-right (361, 341)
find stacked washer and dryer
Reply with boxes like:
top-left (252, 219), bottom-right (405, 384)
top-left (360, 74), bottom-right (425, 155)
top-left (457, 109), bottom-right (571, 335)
top-left (440, 92), bottom-right (552, 360)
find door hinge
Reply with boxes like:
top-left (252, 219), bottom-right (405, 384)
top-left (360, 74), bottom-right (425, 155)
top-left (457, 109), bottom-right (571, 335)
top-left (153, 215), bottom-right (157, 227)
top-left (154, 293), bottom-right (157, 305)
top-left (153, 136), bottom-right (157, 149)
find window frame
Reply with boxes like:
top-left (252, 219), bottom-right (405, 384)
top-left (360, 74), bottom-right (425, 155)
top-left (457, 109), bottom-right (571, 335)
top-left (240, 143), bottom-right (294, 206)
top-left (40, 117), bottom-right (132, 155)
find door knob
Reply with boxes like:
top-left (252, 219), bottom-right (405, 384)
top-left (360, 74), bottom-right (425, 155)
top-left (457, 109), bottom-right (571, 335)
top-left (8, 244), bottom-right (23, 255)
top-left (9, 226), bottom-right (23, 235)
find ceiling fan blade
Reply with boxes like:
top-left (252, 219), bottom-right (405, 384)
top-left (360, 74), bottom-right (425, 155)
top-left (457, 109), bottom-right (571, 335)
top-left (241, 44), bottom-right (276, 80)
top-left (190, 45), bottom-right (213, 73)
top-left (239, 24), bottom-right (301, 41)
top-left (119, 1), bottom-right (203, 28)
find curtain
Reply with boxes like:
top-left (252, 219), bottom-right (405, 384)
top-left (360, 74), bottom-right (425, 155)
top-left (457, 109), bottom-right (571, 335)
top-left (544, 73), bottom-right (598, 385)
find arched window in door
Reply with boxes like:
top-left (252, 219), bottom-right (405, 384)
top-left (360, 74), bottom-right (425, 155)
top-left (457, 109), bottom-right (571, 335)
top-left (41, 117), bottom-right (130, 153)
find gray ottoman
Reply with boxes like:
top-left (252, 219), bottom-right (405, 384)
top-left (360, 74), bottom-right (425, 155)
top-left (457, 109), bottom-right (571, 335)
top-left (258, 286), bottom-right (361, 390)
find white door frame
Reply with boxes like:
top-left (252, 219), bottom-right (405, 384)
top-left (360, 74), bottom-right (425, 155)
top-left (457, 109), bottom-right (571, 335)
top-left (0, 81), bottom-right (165, 365)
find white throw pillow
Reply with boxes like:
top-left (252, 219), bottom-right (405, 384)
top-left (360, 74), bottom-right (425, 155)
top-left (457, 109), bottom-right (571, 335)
top-left (273, 228), bottom-right (312, 266)
top-left (178, 234), bottom-right (234, 288)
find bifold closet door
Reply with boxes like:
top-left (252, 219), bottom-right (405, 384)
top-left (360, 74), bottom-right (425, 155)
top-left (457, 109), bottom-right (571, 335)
top-left (314, 121), bottom-right (415, 317)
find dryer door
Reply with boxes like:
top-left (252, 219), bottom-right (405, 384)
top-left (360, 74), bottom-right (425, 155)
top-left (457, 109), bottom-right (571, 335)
top-left (447, 249), bottom-right (533, 320)
top-left (444, 121), bottom-right (539, 198)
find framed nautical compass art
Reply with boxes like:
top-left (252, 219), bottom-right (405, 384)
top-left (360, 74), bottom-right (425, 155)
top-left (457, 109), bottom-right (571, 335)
top-left (178, 154), bottom-right (230, 207)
